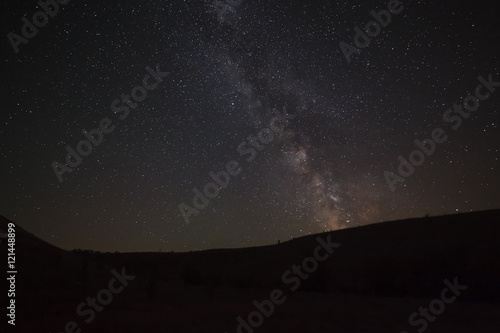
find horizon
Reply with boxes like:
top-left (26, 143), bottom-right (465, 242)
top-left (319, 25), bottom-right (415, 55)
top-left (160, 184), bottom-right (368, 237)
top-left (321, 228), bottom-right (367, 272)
top-left (2, 208), bottom-right (498, 253)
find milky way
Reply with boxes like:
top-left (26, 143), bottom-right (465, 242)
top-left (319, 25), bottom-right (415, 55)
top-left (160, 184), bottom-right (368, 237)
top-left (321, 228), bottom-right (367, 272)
top-left (1, 0), bottom-right (499, 251)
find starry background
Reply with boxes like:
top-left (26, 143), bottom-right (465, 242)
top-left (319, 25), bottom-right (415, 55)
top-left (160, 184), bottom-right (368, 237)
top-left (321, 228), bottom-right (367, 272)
top-left (1, 0), bottom-right (499, 252)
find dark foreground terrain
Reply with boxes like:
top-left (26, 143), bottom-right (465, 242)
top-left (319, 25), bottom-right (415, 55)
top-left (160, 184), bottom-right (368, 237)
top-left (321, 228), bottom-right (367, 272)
top-left (1, 210), bottom-right (499, 332)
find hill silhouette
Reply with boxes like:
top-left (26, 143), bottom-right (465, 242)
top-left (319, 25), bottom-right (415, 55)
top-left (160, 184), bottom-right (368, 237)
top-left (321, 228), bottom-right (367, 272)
top-left (1, 210), bottom-right (499, 332)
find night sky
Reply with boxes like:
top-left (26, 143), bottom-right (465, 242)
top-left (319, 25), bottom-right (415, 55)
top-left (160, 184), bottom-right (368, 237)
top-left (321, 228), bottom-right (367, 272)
top-left (1, 0), bottom-right (499, 252)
